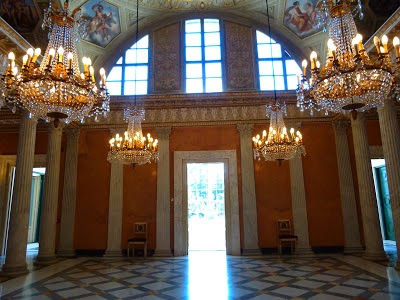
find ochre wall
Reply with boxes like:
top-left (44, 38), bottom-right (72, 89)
top-left (301, 122), bottom-right (344, 246)
top-left (0, 117), bottom-right (386, 252)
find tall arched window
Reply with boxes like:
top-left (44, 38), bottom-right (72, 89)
top-left (107, 35), bottom-right (149, 96)
top-left (185, 19), bottom-right (223, 93)
top-left (256, 30), bottom-right (301, 91)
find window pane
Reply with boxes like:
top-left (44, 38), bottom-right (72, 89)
top-left (186, 33), bottom-right (202, 46)
top-left (186, 63), bottom-right (203, 78)
top-left (124, 81), bottom-right (135, 95)
top-left (274, 76), bottom-right (285, 90)
top-left (205, 46), bottom-right (221, 61)
top-left (136, 36), bottom-right (149, 48)
top-left (256, 31), bottom-right (276, 44)
top-left (125, 66), bottom-right (136, 80)
top-left (136, 81), bottom-right (148, 95)
top-left (204, 19), bottom-right (219, 32)
top-left (187, 78), bottom-right (203, 93)
top-left (116, 57), bottom-right (122, 64)
top-left (107, 81), bottom-right (122, 95)
top-left (107, 67), bottom-right (122, 81)
top-left (206, 78), bottom-right (222, 92)
top-left (286, 60), bottom-right (301, 75)
top-left (204, 32), bottom-right (220, 46)
top-left (186, 47), bottom-right (202, 61)
top-left (136, 66), bottom-right (148, 80)
top-left (125, 49), bottom-right (136, 63)
top-left (287, 75), bottom-right (299, 90)
top-left (205, 62), bottom-right (221, 77)
top-left (260, 76), bottom-right (274, 90)
top-left (257, 44), bottom-right (269, 59)
top-left (125, 49), bottom-right (148, 64)
top-left (258, 61), bottom-right (283, 76)
top-left (186, 20), bottom-right (201, 32)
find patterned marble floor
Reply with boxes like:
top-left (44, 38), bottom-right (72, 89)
top-left (0, 251), bottom-right (400, 299)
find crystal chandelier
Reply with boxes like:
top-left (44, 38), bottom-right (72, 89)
top-left (0, 1), bottom-right (110, 126)
top-left (253, 0), bottom-right (305, 164)
top-left (107, 107), bottom-right (158, 165)
top-left (253, 102), bottom-right (305, 164)
top-left (297, 0), bottom-right (399, 117)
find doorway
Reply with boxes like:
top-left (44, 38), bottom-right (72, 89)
top-left (187, 162), bottom-right (226, 251)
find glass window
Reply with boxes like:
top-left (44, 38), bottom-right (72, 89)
top-left (107, 35), bottom-right (149, 96)
top-left (256, 30), bottom-right (301, 91)
top-left (185, 19), bottom-right (223, 93)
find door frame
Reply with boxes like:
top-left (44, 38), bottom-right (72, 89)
top-left (174, 150), bottom-right (240, 256)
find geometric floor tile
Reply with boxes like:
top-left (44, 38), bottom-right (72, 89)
top-left (1, 252), bottom-right (400, 299)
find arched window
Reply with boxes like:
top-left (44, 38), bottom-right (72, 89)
top-left (256, 31), bottom-right (301, 91)
top-left (107, 35), bottom-right (149, 96)
top-left (185, 19), bottom-right (223, 93)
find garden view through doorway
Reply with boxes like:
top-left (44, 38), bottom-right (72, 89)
top-left (187, 162), bottom-right (226, 251)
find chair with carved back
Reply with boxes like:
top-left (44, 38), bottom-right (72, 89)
top-left (277, 219), bottom-right (297, 254)
top-left (127, 222), bottom-right (148, 260)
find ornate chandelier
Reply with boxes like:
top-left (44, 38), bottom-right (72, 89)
top-left (297, 0), bottom-right (399, 117)
top-left (253, 103), bottom-right (305, 164)
top-left (107, 107), bottom-right (158, 165)
top-left (0, 1), bottom-right (110, 126)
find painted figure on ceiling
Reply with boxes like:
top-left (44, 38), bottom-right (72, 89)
top-left (284, 0), bottom-right (320, 38)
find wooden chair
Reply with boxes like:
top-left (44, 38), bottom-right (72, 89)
top-left (127, 222), bottom-right (148, 260)
top-left (277, 219), bottom-right (297, 254)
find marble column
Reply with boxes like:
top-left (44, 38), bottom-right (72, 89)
top-left (377, 98), bottom-right (400, 268)
top-left (237, 124), bottom-right (261, 255)
top-left (57, 129), bottom-right (80, 257)
top-left (333, 118), bottom-right (363, 254)
top-left (154, 127), bottom-right (172, 256)
top-left (351, 113), bottom-right (387, 261)
top-left (289, 152), bottom-right (313, 254)
top-left (0, 112), bottom-right (37, 277)
top-left (104, 131), bottom-right (124, 257)
top-left (36, 123), bottom-right (64, 265)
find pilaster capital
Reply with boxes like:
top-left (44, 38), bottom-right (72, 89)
top-left (156, 127), bottom-right (172, 139)
top-left (237, 124), bottom-right (254, 136)
top-left (332, 118), bottom-right (350, 133)
top-left (64, 128), bottom-right (80, 140)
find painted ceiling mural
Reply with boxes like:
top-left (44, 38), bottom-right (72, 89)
top-left (283, 0), bottom-right (321, 39)
top-left (80, 0), bottom-right (121, 48)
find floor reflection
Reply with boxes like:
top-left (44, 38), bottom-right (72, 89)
top-left (188, 251), bottom-right (228, 299)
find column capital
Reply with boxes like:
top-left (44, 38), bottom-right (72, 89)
top-left (333, 118), bottom-right (350, 133)
top-left (378, 97), bottom-right (396, 111)
top-left (64, 128), bottom-right (80, 139)
top-left (156, 127), bottom-right (172, 139)
top-left (237, 124), bottom-right (254, 135)
top-left (48, 122), bottom-right (65, 134)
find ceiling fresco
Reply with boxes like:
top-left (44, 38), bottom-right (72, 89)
top-left (80, 0), bottom-right (121, 48)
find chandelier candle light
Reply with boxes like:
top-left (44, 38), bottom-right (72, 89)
top-left (107, 107), bottom-right (158, 165)
top-left (0, 1), bottom-right (110, 127)
top-left (297, 0), bottom-right (399, 118)
top-left (253, 103), bottom-right (305, 164)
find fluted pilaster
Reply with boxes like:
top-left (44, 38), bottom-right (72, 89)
top-left (237, 124), bottom-right (260, 255)
top-left (333, 118), bottom-right (363, 254)
top-left (0, 112), bottom-right (37, 277)
top-left (289, 151), bottom-right (313, 255)
top-left (105, 129), bottom-right (124, 257)
top-left (351, 113), bottom-right (387, 261)
top-left (58, 128), bottom-right (80, 257)
top-left (36, 123), bottom-right (64, 265)
top-left (377, 99), bottom-right (400, 268)
top-left (154, 127), bottom-right (172, 256)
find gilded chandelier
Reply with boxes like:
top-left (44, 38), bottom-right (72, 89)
top-left (253, 103), bottom-right (305, 163)
top-left (297, 0), bottom-right (399, 117)
top-left (108, 107), bottom-right (158, 165)
top-left (0, 1), bottom-right (110, 126)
